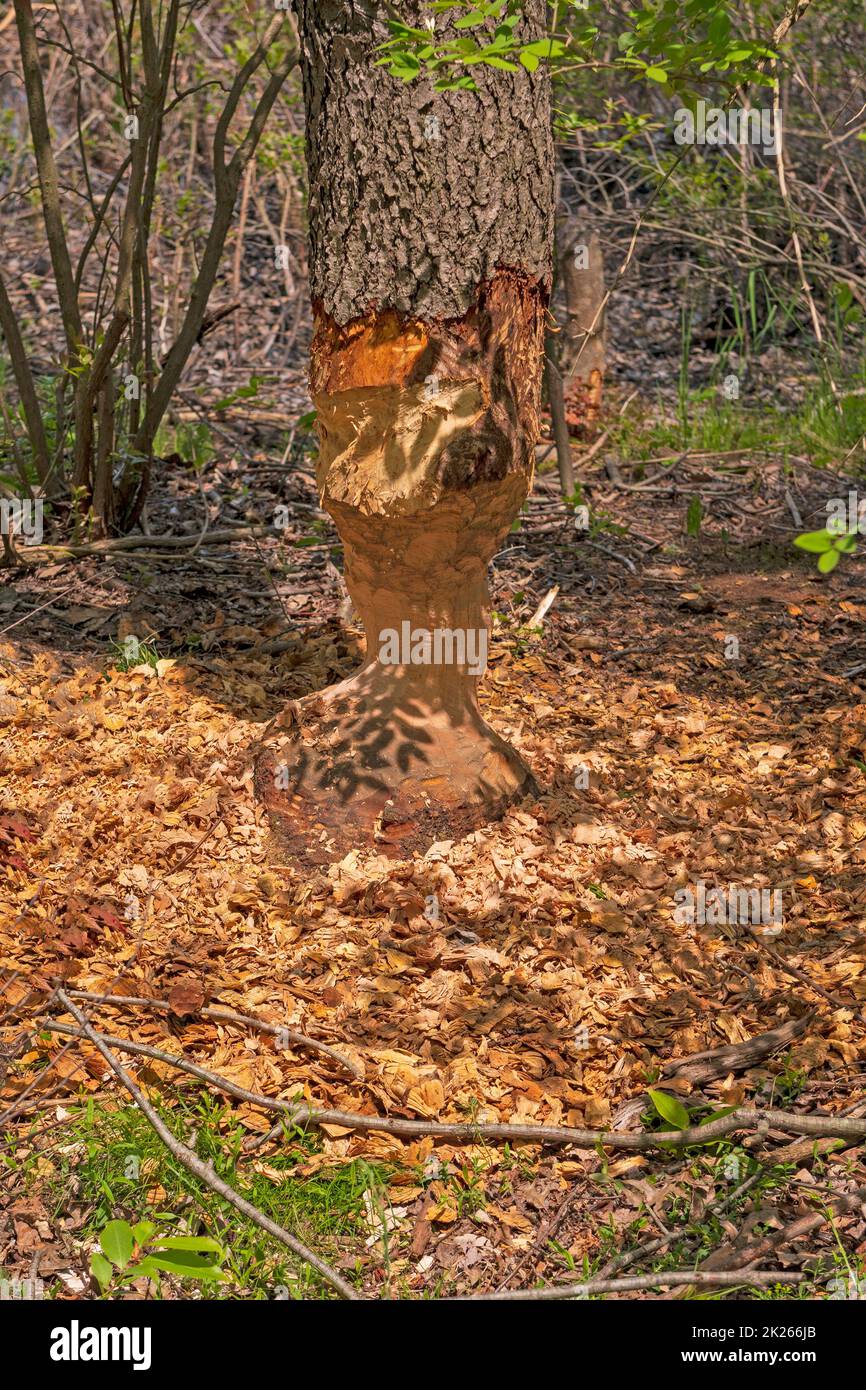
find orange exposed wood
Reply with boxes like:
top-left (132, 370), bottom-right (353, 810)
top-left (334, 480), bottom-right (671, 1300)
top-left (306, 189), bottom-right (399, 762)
top-left (256, 270), bottom-right (548, 863)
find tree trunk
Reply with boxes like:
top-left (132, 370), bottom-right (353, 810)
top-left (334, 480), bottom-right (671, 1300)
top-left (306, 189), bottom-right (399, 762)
top-left (256, 1), bottom-right (554, 862)
top-left (558, 216), bottom-right (606, 430)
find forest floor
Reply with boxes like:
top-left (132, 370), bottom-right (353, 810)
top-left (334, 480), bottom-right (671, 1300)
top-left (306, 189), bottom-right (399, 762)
top-left (2, 392), bottom-right (866, 1301)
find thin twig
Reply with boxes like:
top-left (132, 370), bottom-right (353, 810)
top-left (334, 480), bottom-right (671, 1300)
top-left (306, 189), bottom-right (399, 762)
top-left (65, 988), bottom-right (362, 1079)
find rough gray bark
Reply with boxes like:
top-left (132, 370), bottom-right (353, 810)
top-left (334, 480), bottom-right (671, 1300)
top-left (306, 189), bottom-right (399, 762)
top-left (298, 0), bottom-right (554, 323)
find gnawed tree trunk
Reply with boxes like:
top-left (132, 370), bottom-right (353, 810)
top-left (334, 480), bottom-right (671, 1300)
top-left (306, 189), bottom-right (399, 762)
top-left (255, 1), bottom-right (554, 862)
top-left (558, 215), bottom-right (606, 430)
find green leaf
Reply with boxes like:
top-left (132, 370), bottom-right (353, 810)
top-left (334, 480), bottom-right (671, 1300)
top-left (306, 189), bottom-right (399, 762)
top-left (134, 1256), bottom-right (163, 1284)
top-left (454, 10), bottom-right (485, 27)
top-left (726, 48), bottom-right (752, 61)
top-left (648, 1089), bottom-right (691, 1130)
top-left (155, 1236), bottom-right (224, 1254)
top-left (144, 1252), bottom-right (227, 1280)
top-left (519, 51), bottom-right (539, 71)
top-left (818, 548), bottom-right (841, 573)
top-left (90, 1253), bottom-right (114, 1289)
top-left (99, 1219), bottom-right (134, 1269)
top-left (385, 21), bottom-right (429, 40)
top-left (481, 55), bottom-right (520, 70)
top-left (645, 66), bottom-right (668, 82)
top-left (521, 39), bottom-right (567, 58)
top-left (390, 48), bottom-right (420, 69)
top-left (131, 1221), bottom-right (157, 1247)
top-left (698, 1105), bottom-right (738, 1125)
top-left (794, 529), bottom-right (833, 552)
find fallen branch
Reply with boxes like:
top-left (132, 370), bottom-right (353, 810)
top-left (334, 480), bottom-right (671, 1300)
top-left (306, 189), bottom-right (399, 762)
top-left (661, 1012), bottom-right (815, 1086)
top-left (699, 1183), bottom-right (866, 1276)
top-left (527, 585), bottom-right (559, 629)
top-left (40, 1019), bottom-right (866, 1152)
top-left (45, 1020), bottom-right (328, 1117)
top-left (753, 939), bottom-right (841, 1007)
top-left (582, 539), bottom-right (637, 573)
top-left (53, 990), bottom-right (359, 1301)
top-left (66, 987), bottom-right (362, 1079)
top-left (23, 524), bottom-right (281, 559)
top-left (459, 1269), bottom-right (808, 1301)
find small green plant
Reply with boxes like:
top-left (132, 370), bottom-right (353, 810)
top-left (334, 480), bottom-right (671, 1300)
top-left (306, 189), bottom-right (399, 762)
top-left (491, 605), bottom-right (542, 657)
top-left (685, 495), bottom-right (704, 538)
top-left (90, 1218), bottom-right (226, 1295)
top-left (648, 1089), bottom-right (691, 1131)
top-left (794, 526), bottom-right (858, 574)
top-left (213, 375), bottom-right (264, 413)
top-left (110, 635), bottom-right (161, 671)
top-left (646, 1091), bottom-right (738, 1143)
top-left (770, 1059), bottom-right (809, 1106)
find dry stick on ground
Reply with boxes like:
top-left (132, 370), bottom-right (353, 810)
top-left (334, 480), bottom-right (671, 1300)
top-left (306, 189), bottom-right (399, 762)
top-left (23, 524), bottom-right (282, 558)
top-left (527, 584), bottom-right (559, 629)
top-left (460, 1269), bottom-right (808, 1301)
top-left (660, 1011), bottom-right (816, 1086)
top-left (698, 1183), bottom-right (866, 1275)
top-left (753, 938), bottom-right (841, 1008)
top-left (40, 1021), bottom-right (866, 1152)
top-left (595, 1174), bottom-right (765, 1284)
top-left (66, 987), bottom-right (362, 1080)
top-left (53, 990), bottom-right (360, 1301)
top-left (494, 1177), bottom-right (589, 1293)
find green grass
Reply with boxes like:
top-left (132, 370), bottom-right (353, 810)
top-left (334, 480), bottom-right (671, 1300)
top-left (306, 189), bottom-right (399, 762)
top-left (12, 1092), bottom-right (386, 1300)
top-left (611, 374), bottom-right (866, 469)
top-left (109, 635), bottom-right (162, 672)
top-left (7, 1089), bottom-right (863, 1301)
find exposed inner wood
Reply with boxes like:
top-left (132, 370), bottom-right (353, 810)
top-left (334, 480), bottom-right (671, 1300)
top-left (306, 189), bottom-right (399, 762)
top-left (255, 270), bottom-right (546, 862)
